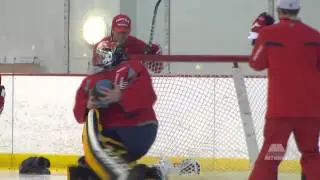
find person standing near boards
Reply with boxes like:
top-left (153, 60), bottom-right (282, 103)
top-left (248, 0), bottom-right (320, 179)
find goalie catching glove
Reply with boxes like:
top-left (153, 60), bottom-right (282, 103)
top-left (248, 12), bottom-right (275, 45)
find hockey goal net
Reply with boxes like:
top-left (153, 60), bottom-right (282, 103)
top-left (135, 55), bottom-right (301, 175)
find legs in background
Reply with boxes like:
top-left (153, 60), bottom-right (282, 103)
top-left (249, 118), bottom-right (320, 180)
top-left (293, 119), bottom-right (320, 180)
top-left (248, 118), bottom-right (292, 180)
top-left (300, 132), bottom-right (320, 180)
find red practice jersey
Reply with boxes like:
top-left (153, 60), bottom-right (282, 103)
top-left (92, 35), bottom-right (163, 73)
top-left (73, 59), bottom-right (157, 128)
top-left (249, 18), bottom-right (320, 118)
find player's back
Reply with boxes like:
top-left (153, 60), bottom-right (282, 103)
top-left (261, 18), bottom-right (320, 117)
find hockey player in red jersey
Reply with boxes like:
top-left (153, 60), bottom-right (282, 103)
top-left (248, 0), bottom-right (320, 180)
top-left (71, 41), bottom-right (161, 179)
top-left (91, 13), bottom-right (164, 73)
top-left (0, 75), bottom-right (5, 114)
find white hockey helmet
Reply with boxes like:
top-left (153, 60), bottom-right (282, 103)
top-left (95, 41), bottom-right (128, 68)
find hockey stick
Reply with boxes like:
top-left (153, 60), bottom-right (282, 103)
top-left (144, 0), bottom-right (162, 55)
top-left (143, 0), bottom-right (162, 71)
top-left (148, 0), bottom-right (162, 46)
top-left (232, 62), bottom-right (259, 167)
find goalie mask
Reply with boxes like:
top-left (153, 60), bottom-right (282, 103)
top-left (95, 41), bottom-right (128, 68)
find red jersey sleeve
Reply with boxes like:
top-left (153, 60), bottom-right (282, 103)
top-left (118, 62), bottom-right (157, 112)
top-left (73, 77), bottom-right (90, 123)
top-left (249, 32), bottom-right (269, 71)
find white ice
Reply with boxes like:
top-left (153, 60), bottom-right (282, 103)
top-left (0, 172), bottom-right (66, 180)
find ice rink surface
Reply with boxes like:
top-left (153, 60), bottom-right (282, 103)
top-left (0, 171), bottom-right (65, 180)
top-left (0, 171), bottom-right (301, 180)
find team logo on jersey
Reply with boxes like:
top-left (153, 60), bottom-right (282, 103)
top-left (114, 65), bottom-right (136, 90)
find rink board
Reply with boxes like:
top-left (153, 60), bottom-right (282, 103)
top-left (0, 153), bottom-right (300, 173)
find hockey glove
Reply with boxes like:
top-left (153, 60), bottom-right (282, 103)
top-left (248, 12), bottom-right (275, 45)
top-left (144, 44), bottom-right (153, 55)
top-left (143, 41), bottom-right (162, 55)
top-left (143, 42), bottom-right (164, 73)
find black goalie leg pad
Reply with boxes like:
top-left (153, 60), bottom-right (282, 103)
top-left (127, 164), bottom-right (149, 180)
top-left (67, 165), bottom-right (100, 180)
top-left (146, 166), bottom-right (165, 180)
top-left (77, 156), bottom-right (88, 168)
top-left (126, 164), bottom-right (165, 180)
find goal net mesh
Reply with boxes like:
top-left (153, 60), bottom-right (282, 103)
top-left (138, 55), bottom-right (300, 174)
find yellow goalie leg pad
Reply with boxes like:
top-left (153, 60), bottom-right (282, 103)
top-left (99, 136), bottom-right (137, 168)
top-left (83, 120), bottom-right (111, 180)
top-left (82, 110), bottom-right (129, 180)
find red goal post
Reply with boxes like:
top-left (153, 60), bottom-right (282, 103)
top-left (131, 54), bottom-right (301, 174)
top-left (134, 54), bottom-right (249, 62)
